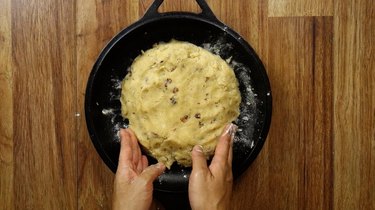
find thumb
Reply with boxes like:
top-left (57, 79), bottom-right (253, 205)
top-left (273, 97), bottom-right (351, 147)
top-left (191, 145), bottom-right (208, 173)
top-left (139, 163), bottom-right (166, 182)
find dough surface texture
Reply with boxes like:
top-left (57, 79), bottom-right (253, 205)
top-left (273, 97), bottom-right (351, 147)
top-left (121, 40), bottom-right (241, 168)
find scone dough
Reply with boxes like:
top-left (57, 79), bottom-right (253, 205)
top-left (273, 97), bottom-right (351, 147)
top-left (121, 40), bottom-right (241, 168)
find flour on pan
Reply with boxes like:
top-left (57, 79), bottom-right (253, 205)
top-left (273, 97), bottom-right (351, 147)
top-left (101, 77), bottom-right (127, 142)
top-left (101, 38), bottom-right (258, 154)
top-left (202, 37), bottom-right (258, 151)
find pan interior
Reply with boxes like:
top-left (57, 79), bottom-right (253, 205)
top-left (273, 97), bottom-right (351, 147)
top-left (86, 16), bottom-right (271, 193)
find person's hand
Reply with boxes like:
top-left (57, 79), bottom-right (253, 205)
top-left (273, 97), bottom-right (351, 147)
top-left (112, 128), bottom-right (166, 210)
top-left (188, 123), bottom-right (237, 210)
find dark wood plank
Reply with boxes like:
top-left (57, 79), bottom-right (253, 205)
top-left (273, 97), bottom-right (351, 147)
top-left (266, 17), bottom-right (334, 210)
top-left (333, 0), bottom-right (375, 209)
top-left (0, 0), bottom-right (13, 209)
top-left (11, 0), bottom-right (77, 209)
top-left (76, 0), bottom-right (139, 209)
top-left (305, 17), bottom-right (334, 210)
top-left (222, 1), bottom-right (271, 210)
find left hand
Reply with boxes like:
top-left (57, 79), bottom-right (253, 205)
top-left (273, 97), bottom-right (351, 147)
top-left (112, 128), bottom-right (166, 210)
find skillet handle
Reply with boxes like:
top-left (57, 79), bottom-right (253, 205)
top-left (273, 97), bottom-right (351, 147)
top-left (142, 0), bottom-right (218, 21)
top-left (195, 0), bottom-right (218, 20)
top-left (142, 0), bottom-right (163, 19)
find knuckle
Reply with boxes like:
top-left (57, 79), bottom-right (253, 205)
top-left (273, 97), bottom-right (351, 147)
top-left (191, 169), bottom-right (207, 178)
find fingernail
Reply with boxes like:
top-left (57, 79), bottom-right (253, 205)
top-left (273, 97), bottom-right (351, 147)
top-left (230, 124), bottom-right (238, 142)
top-left (155, 163), bottom-right (165, 169)
top-left (194, 145), bottom-right (204, 153)
top-left (222, 124), bottom-right (231, 137)
top-left (222, 123), bottom-right (237, 142)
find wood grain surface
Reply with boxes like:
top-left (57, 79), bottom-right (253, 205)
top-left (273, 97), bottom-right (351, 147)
top-left (0, 0), bottom-right (374, 209)
top-left (333, 0), bottom-right (375, 209)
top-left (0, 0), bottom-right (13, 209)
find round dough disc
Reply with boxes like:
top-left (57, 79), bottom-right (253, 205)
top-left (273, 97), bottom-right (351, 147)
top-left (121, 40), bottom-right (241, 168)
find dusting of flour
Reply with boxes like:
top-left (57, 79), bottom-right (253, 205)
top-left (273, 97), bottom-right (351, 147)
top-left (102, 37), bottom-right (259, 155)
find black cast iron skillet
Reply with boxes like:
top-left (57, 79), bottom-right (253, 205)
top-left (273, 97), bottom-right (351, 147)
top-left (85, 0), bottom-right (272, 209)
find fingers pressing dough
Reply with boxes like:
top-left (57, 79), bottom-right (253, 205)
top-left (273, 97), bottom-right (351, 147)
top-left (121, 40), bottom-right (241, 168)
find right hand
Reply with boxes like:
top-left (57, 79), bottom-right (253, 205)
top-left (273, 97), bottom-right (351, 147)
top-left (188, 124), bottom-right (237, 210)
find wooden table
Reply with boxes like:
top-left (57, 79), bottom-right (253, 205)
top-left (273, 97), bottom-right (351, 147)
top-left (1, 0), bottom-right (374, 209)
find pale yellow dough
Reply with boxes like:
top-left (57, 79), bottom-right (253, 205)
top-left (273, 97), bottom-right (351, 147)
top-left (121, 40), bottom-right (241, 168)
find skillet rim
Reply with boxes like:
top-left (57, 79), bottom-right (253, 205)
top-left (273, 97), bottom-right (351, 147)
top-left (85, 11), bottom-right (272, 193)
